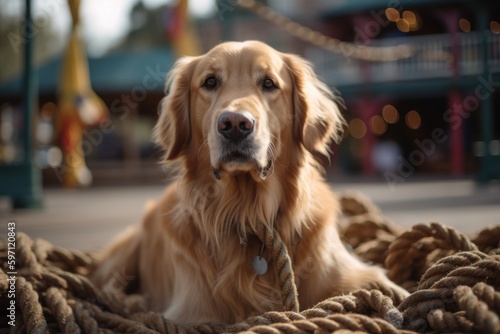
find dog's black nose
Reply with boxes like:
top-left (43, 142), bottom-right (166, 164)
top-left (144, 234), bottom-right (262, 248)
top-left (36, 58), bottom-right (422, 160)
top-left (217, 111), bottom-right (255, 142)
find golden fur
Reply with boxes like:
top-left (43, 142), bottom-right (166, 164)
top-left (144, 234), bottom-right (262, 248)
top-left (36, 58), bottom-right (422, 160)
top-left (92, 41), bottom-right (405, 325)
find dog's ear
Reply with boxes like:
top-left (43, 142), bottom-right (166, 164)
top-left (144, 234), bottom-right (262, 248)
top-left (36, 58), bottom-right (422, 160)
top-left (284, 54), bottom-right (345, 166)
top-left (154, 56), bottom-right (198, 162)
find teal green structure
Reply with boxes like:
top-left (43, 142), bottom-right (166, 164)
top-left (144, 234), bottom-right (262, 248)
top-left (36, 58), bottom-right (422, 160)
top-left (0, 0), bottom-right (43, 208)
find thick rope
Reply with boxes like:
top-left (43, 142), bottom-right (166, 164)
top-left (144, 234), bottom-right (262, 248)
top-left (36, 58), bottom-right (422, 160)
top-left (17, 276), bottom-right (48, 334)
top-left (1, 191), bottom-right (499, 334)
top-left (426, 308), bottom-right (474, 333)
top-left (236, 0), bottom-right (414, 62)
top-left (233, 313), bottom-right (405, 334)
top-left (454, 285), bottom-right (500, 334)
top-left (44, 287), bottom-right (81, 333)
top-left (470, 282), bottom-right (500, 314)
top-left (354, 233), bottom-right (395, 266)
top-left (255, 224), bottom-right (300, 313)
top-left (472, 225), bottom-right (500, 254)
top-left (385, 222), bottom-right (479, 289)
top-left (339, 190), bottom-right (382, 217)
top-left (418, 251), bottom-right (489, 289)
top-left (341, 213), bottom-right (401, 249)
top-left (229, 289), bottom-right (403, 332)
top-left (397, 255), bottom-right (500, 331)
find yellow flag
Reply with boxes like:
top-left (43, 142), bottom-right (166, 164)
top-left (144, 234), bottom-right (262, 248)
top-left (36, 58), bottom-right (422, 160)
top-left (170, 0), bottom-right (201, 57)
top-left (56, 0), bottom-right (108, 187)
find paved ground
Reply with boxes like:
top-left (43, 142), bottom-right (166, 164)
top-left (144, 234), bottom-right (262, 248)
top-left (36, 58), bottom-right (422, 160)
top-left (1, 178), bottom-right (499, 251)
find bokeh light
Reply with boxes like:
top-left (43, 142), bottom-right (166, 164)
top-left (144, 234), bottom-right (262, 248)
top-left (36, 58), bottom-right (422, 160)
top-left (385, 8), bottom-right (400, 22)
top-left (491, 21), bottom-right (500, 34)
top-left (402, 11), bottom-right (416, 26)
top-left (47, 147), bottom-right (63, 167)
top-left (459, 19), bottom-right (471, 32)
top-left (403, 10), bottom-right (420, 31)
top-left (349, 118), bottom-right (367, 139)
top-left (405, 110), bottom-right (421, 130)
top-left (369, 115), bottom-right (387, 135)
top-left (396, 18), bottom-right (410, 33)
top-left (382, 104), bottom-right (399, 124)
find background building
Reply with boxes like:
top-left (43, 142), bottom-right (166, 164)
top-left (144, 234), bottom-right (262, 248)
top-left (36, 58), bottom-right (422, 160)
top-left (0, 0), bottom-right (498, 194)
top-left (204, 0), bottom-right (500, 182)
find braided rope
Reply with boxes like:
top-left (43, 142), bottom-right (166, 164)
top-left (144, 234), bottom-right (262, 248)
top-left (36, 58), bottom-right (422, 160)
top-left (426, 309), bottom-right (474, 333)
top-left (236, 0), bottom-right (414, 62)
top-left (471, 282), bottom-right (500, 313)
top-left (44, 287), bottom-right (81, 333)
top-left (17, 276), bottom-right (48, 333)
top-left (418, 251), bottom-right (489, 289)
top-left (472, 225), bottom-right (500, 254)
top-left (1, 191), bottom-right (499, 334)
top-left (339, 190), bottom-right (382, 216)
top-left (16, 232), bottom-right (42, 274)
top-left (342, 213), bottom-right (401, 249)
top-left (430, 257), bottom-right (500, 290)
top-left (69, 300), bottom-right (104, 334)
top-left (385, 222), bottom-right (479, 287)
top-left (354, 234), bottom-right (394, 266)
top-left (229, 289), bottom-right (403, 332)
top-left (0, 268), bottom-right (8, 294)
top-left (341, 214), bottom-right (402, 267)
top-left (397, 256), bottom-right (500, 331)
top-left (234, 313), bottom-right (404, 334)
top-left (255, 224), bottom-right (300, 312)
top-left (454, 285), bottom-right (500, 334)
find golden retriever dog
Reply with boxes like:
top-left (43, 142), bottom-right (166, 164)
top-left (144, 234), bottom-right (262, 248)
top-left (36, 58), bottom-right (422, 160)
top-left (92, 41), bottom-right (405, 325)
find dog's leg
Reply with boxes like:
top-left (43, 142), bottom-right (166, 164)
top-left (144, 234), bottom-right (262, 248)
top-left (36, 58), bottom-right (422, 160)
top-left (91, 224), bottom-right (141, 293)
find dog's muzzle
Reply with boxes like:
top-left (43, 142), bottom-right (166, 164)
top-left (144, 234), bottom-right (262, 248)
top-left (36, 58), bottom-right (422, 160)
top-left (213, 110), bottom-right (273, 180)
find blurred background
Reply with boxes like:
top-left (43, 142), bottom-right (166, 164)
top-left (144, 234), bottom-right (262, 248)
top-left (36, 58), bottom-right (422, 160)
top-left (0, 0), bottom-right (499, 249)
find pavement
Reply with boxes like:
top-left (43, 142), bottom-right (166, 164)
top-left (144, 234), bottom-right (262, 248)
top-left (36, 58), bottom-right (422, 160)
top-left (1, 178), bottom-right (499, 251)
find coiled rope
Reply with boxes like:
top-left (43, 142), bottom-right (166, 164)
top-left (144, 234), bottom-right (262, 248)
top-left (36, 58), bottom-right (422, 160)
top-left (1, 190), bottom-right (499, 334)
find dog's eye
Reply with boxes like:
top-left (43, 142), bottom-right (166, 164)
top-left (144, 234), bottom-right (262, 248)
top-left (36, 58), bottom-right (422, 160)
top-left (203, 76), bottom-right (218, 90)
top-left (262, 78), bottom-right (277, 91)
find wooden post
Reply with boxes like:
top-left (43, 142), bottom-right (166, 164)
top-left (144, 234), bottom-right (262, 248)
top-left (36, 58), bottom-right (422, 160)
top-left (353, 14), bottom-right (376, 175)
top-left (439, 9), bottom-right (464, 175)
top-left (476, 4), bottom-right (499, 182)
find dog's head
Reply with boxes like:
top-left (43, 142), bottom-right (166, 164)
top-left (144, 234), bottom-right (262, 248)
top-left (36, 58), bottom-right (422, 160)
top-left (155, 41), bottom-right (344, 181)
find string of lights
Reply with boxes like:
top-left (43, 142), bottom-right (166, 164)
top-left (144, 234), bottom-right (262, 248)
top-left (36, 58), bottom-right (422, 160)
top-left (236, 0), bottom-right (414, 62)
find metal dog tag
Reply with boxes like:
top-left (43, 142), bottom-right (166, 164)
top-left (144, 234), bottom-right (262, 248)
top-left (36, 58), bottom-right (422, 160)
top-left (252, 256), bottom-right (268, 275)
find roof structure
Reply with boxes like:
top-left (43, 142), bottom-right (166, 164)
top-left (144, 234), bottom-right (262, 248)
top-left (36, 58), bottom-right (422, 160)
top-left (0, 47), bottom-right (175, 97)
top-left (320, 0), bottom-right (464, 17)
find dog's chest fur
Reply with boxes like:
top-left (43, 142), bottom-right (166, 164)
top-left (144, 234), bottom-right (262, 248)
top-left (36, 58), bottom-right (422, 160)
top-left (159, 215), bottom-right (284, 324)
top-left (152, 173), bottom-right (310, 323)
